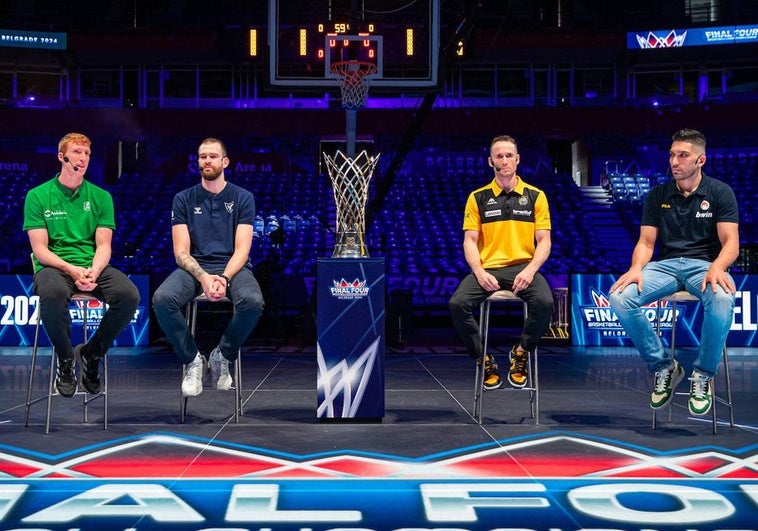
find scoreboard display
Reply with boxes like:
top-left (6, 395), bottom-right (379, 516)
top-left (268, 0), bottom-right (439, 87)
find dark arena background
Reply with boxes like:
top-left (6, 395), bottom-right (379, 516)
top-left (1, 1), bottom-right (757, 530)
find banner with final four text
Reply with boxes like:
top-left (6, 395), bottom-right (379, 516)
top-left (571, 273), bottom-right (757, 347)
top-left (316, 258), bottom-right (385, 420)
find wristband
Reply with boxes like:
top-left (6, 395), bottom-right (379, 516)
top-left (220, 274), bottom-right (231, 287)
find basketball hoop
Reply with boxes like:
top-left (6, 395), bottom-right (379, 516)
top-left (330, 60), bottom-right (377, 110)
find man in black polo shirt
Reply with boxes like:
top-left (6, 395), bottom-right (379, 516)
top-left (610, 129), bottom-right (739, 416)
top-left (153, 138), bottom-right (265, 398)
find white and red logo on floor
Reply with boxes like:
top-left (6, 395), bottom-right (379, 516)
top-left (0, 432), bottom-right (756, 530)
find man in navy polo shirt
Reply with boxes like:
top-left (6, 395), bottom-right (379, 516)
top-left (610, 129), bottom-right (739, 416)
top-left (153, 138), bottom-right (264, 398)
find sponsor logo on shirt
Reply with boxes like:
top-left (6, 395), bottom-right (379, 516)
top-left (513, 209), bottom-right (533, 217)
top-left (696, 199), bottom-right (713, 218)
top-left (43, 209), bottom-right (67, 219)
top-left (194, 207), bottom-right (202, 215)
top-left (225, 201), bottom-right (234, 213)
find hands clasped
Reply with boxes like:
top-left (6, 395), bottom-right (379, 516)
top-left (73, 267), bottom-right (98, 291)
top-left (202, 274), bottom-right (228, 301)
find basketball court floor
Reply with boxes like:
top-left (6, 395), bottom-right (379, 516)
top-left (1, 329), bottom-right (756, 530)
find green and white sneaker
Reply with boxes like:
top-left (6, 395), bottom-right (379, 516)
top-left (688, 370), bottom-right (713, 416)
top-left (650, 360), bottom-right (685, 410)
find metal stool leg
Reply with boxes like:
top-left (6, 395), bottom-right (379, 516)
top-left (182, 296), bottom-right (243, 422)
top-left (23, 312), bottom-right (59, 434)
top-left (473, 298), bottom-right (491, 424)
top-left (531, 345), bottom-right (539, 424)
top-left (652, 299), bottom-right (676, 429)
top-left (180, 299), bottom-right (198, 423)
top-left (24, 318), bottom-right (43, 427)
top-left (709, 346), bottom-right (734, 435)
top-left (179, 300), bottom-right (197, 422)
top-left (473, 294), bottom-right (538, 425)
top-left (721, 347), bottom-right (734, 427)
top-left (45, 348), bottom-right (56, 434)
top-left (653, 293), bottom-right (734, 433)
top-left (234, 350), bottom-right (242, 423)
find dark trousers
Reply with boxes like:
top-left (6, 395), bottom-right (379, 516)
top-left (449, 263), bottom-right (554, 359)
top-left (152, 267), bottom-right (265, 364)
top-left (34, 266), bottom-right (141, 360)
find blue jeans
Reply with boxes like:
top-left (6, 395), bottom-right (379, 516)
top-left (609, 257), bottom-right (735, 377)
top-left (152, 267), bottom-right (264, 364)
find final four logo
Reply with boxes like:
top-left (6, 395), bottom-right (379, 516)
top-left (329, 278), bottom-right (370, 300)
top-left (580, 289), bottom-right (676, 336)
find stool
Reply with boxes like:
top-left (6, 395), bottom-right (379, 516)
top-left (24, 293), bottom-right (108, 434)
top-left (653, 290), bottom-right (734, 434)
top-left (181, 294), bottom-right (243, 423)
top-left (473, 290), bottom-right (539, 424)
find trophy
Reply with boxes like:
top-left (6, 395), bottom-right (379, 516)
top-left (323, 150), bottom-right (380, 258)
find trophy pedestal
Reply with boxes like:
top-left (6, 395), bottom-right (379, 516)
top-left (316, 258), bottom-right (385, 421)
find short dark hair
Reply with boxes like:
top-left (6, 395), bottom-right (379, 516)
top-left (489, 135), bottom-right (518, 152)
top-left (672, 129), bottom-right (706, 153)
top-left (199, 137), bottom-right (228, 158)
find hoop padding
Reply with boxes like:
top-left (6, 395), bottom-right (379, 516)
top-left (330, 60), bottom-right (377, 110)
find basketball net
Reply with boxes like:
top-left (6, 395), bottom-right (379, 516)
top-left (330, 60), bottom-right (377, 110)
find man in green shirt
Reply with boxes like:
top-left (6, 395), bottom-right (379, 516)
top-left (23, 132), bottom-right (140, 397)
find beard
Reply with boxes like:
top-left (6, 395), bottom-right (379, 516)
top-left (200, 165), bottom-right (223, 181)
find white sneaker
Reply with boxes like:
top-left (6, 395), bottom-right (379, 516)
top-left (182, 353), bottom-right (206, 397)
top-left (209, 347), bottom-right (232, 390)
top-left (688, 370), bottom-right (713, 416)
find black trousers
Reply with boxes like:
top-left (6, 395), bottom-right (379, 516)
top-left (34, 265), bottom-right (140, 360)
top-left (449, 263), bottom-right (554, 359)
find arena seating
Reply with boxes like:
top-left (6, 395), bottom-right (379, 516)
top-left (2, 134), bottom-right (755, 296)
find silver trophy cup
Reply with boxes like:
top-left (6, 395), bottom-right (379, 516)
top-left (323, 150), bottom-right (380, 258)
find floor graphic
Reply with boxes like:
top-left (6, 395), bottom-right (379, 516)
top-left (1, 431), bottom-right (756, 530)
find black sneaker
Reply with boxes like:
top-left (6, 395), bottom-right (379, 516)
top-left (75, 343), bottom-right (101, 394)
top-left (55, 357), bottom-right (77, 397)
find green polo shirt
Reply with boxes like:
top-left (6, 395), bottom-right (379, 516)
top-left (23, 175), bottom-right (116, 273)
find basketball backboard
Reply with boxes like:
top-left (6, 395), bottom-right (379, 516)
top-left (268, 0), bottom-right (439, 88)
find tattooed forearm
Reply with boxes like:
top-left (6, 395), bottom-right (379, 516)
top-left (177, 251), bottom-right (206, 280)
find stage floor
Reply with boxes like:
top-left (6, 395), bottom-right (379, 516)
top-left (1, 338), bottom-right (757, 530)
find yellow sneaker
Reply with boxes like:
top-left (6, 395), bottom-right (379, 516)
top-left (478, 354), bottom-right (502, 390)
top-left (507, 346), bottom-right (529, 388)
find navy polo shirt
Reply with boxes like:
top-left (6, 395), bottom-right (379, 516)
top-left (171, 182), bottom-right (256, 268)
top-left (640, 174), bottom-right (739, 262)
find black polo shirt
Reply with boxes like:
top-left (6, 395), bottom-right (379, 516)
top-left (641, 174), bottom-right (739, 262)
top-left (171, 182), bottom-right (256, 269)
